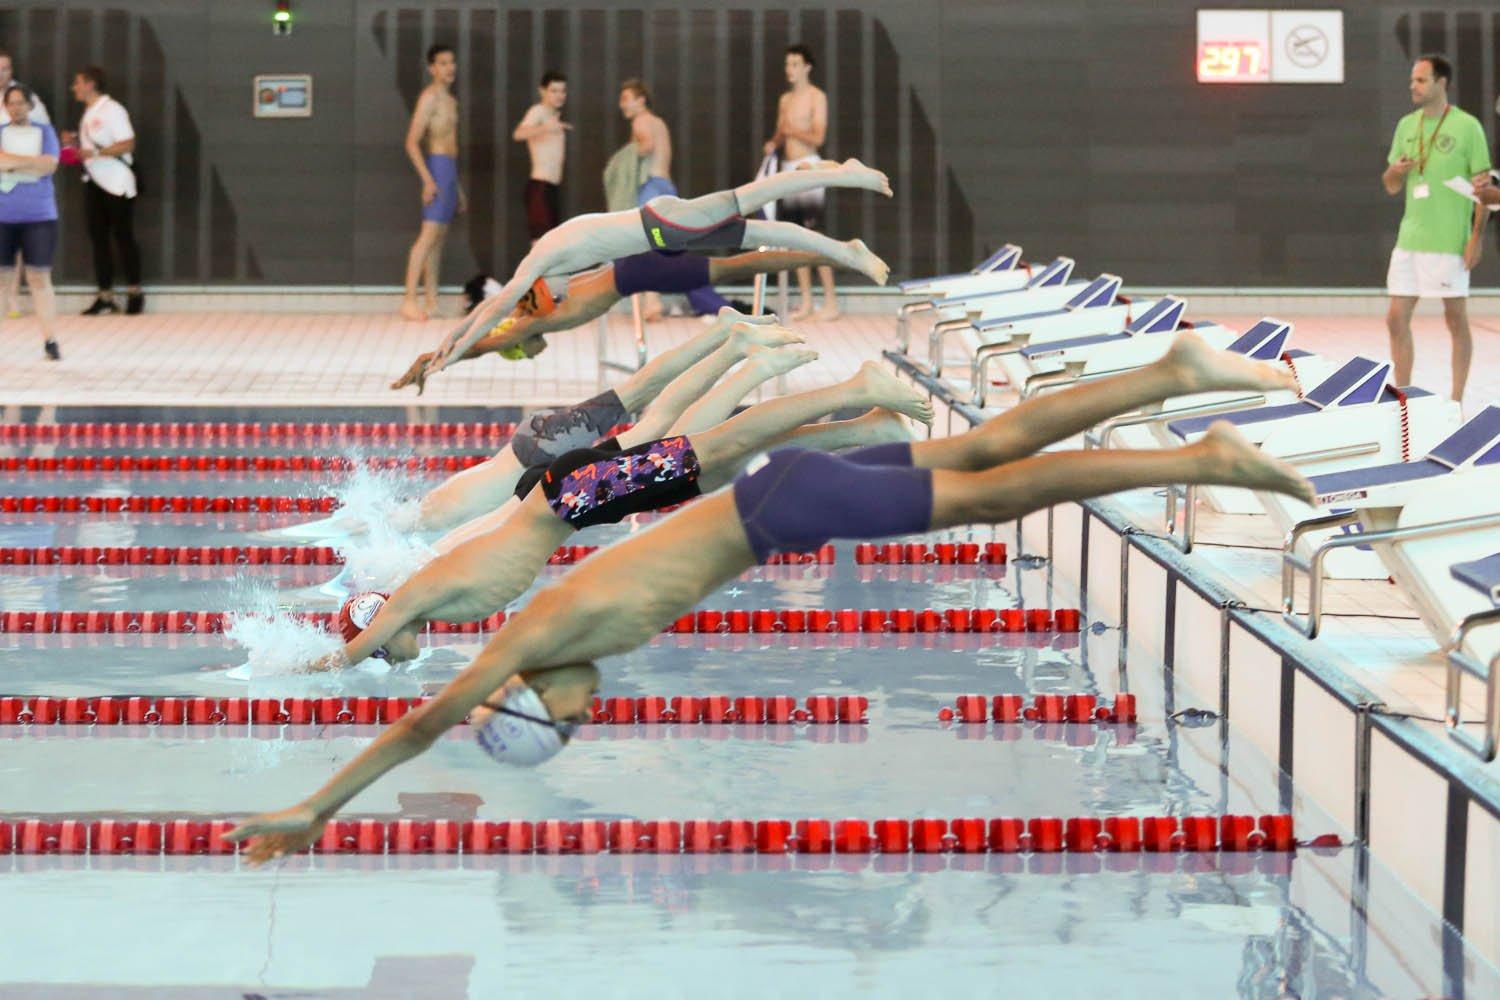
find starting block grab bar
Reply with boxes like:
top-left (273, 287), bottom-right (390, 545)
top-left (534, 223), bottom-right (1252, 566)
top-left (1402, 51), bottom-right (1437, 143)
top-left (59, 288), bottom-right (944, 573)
top-left (1279, 510), bottom-right (1500, 761)
top-left (1446, 608), bottom-right (1500, 761)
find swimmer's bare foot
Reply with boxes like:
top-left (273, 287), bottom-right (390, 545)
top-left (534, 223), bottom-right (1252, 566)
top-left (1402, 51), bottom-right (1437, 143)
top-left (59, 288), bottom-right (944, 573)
top-left (789, 301), bottom-right (816, 321)
top-left (730, 321), bottom-right (805, 352)
top-left (708, 306), bottom-right (778, 339)
top-left (398, 299), bottom-right (428, 322)
top-left (836, 158), bottom-right (892, 197)
top-left (852, 360), bottom-right (934, 424)
top-left (844, 239), bottom-right (890, 286)
top-left (814, 303), bottom-right (842, 322)
top-left (847, 406), bottom-right (915, 445)
top-left (1162, 331), bottom-right (1300, 395)
top-left (1197, 421), bottom-right (1315, 505)
top-left (746, 343), bottom-right (819, 377)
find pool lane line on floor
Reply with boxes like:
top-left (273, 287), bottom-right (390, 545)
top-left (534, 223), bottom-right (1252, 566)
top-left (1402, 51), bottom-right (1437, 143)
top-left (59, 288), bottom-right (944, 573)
top-left (0, 813), bottom-right (1319, 856)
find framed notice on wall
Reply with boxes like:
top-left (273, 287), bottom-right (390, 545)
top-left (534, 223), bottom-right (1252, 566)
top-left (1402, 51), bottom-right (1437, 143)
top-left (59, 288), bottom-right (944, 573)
top-left (1196, 10), bottom-right (1344, 84)
top-left (253, 74), bottom-right (313, 118)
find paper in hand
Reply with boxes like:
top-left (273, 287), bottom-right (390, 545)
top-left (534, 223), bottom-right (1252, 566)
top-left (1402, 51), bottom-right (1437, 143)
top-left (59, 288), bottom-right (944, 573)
top-left (1443, 176), bottom-right (1500, 212)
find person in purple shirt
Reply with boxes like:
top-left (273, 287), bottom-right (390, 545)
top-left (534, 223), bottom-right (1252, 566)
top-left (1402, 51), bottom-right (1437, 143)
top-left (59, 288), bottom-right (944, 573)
top-left (0, 84), bottom-right (61, 359)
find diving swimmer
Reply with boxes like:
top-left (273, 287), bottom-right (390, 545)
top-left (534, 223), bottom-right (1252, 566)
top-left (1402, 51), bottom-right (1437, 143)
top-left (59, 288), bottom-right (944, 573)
top-left (228, 332), bottom-right (1312, 862)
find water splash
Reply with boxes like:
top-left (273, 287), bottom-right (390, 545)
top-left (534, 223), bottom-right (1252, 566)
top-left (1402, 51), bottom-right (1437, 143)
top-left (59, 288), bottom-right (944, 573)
top-left (272, 454), bottom-right (421, 540)
top-left (223, 575), bottom-right (344, 678)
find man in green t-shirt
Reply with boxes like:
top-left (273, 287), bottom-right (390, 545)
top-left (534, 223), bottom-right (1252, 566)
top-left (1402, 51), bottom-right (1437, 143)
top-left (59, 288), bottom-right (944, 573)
top-left (1382, 54), bottom-right (1492, 404)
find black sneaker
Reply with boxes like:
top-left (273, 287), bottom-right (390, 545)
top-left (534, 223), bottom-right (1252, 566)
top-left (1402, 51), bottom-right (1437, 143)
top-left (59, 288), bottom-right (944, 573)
top-left (82, 296), bottom-right (117, 316)
top-left (125, 292), bottom-right (145, 315)
top-left (43, 339), bottom-right (60, 361)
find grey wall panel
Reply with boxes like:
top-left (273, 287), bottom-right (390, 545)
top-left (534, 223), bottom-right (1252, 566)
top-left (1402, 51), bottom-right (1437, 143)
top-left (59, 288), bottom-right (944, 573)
top-left (0, 1), bottom-right (1493, 287)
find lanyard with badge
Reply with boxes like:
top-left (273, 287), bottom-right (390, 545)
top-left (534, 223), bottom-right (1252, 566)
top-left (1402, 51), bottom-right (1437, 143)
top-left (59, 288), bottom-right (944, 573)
top-left (1411, 105), bottom-right (1450, 200)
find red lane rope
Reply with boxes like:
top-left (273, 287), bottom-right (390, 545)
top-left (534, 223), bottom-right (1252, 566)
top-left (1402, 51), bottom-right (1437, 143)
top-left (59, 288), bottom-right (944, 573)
top-left (0, 543), bottom-right (834, 568)
top-left (0, 495), bottom-right (339, 514)
top-left (1279, 352), bottom-right (1304, 398)
top-left (855, 541), bottom-right (1005, 565)
top-left (0, 693), bottom-right (869, 727)
top-left (1392, 387), bottom-right (1412, 463)
top-left (941, 693), bottom-right (1136, 725)
top-left (0, 454), bottom-right (493, 473)
top-left (0, 421), bottom-right (516, 443)
top-left (0, 606), bottom-right (1081, 635)
top-left (0, 813), bottom-right (1313, 856)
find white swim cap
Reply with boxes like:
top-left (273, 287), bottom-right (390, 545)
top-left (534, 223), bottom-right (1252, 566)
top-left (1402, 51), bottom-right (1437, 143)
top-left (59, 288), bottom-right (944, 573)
top-left (472, 683), bottom-right (572, 767)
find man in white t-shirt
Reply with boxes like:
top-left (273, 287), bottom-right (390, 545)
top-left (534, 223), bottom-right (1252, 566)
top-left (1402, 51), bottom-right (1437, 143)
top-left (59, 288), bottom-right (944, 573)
top-left (70, 65), bottom-right (142, 315)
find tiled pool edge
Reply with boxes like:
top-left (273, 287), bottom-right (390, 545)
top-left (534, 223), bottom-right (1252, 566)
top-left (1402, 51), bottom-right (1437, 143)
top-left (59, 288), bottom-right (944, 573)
top-left (888, 349), bottom-right (1500, 983)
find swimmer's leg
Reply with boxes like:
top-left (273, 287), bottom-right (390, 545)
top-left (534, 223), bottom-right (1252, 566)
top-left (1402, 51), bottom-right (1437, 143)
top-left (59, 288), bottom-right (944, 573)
top-left (909, 331), bottom-right (1300, 473)
top-left (929, 423), bottom-right (1314, 530)
top-left (707, 249), bottom-right (840, 283)
top-left (664, 344), bottom-right (818, 435)
top-left (740, 221), bottom-right (889, 286)
top-left (692, 361), bottom-right (933, 490)
top-left (612, 308), bottom-right (783, 415)
top-left (617, 323), bottom-right (805, 445)
top-left (774, 407), bottom-right (913, 454)
top-left (641, 161), bottom-right (886, 236)
top-left (728, 159), bottom-right (891, 216)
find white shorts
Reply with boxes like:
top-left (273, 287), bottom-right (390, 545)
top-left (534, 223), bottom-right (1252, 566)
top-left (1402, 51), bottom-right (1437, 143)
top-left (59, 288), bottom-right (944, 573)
top-left (1386, 248), bottom-right (1469, 299)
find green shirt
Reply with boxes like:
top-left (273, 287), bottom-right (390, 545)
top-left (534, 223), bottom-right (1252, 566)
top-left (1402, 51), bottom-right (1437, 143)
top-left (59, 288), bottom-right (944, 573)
top-left (1388, 106), bottom-right (1492, 254)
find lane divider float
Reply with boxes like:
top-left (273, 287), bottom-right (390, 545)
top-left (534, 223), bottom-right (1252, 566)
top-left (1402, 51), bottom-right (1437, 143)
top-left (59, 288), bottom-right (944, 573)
top-left (0, 606), bottom-right (1081, 635)
top-left (0, 813), bottom-right (1329, 856)
top-left (0, 543), bottom-right (834, 568)
top-left (0, 455), bottom-right (493, 474)
top-left (0, 694), bottom-right (869, 727)
top-left (940, 692), bottom-right (1136, 725)
top-left (0, 421), bottom-right (517, 443)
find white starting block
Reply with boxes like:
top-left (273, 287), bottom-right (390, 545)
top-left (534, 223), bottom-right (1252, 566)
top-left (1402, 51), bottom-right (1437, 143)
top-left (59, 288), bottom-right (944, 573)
top-left (1281, 405), bottom-right (1500, 638)
top-left (1087, 320), bottom-right (1299, 452)
top-left (938, 274), bottom-right (1125, 387)
top-left (898, 244), bottom-right (1029, 299)
top-left (978, 298), bottom-right (1201, 406)
top-left (1170, 360), bottom-right (1461, 564)
top-left (900, 256), bottom-right (1075, 356)
top-left (1278, 468), bottom-right (1500, 760)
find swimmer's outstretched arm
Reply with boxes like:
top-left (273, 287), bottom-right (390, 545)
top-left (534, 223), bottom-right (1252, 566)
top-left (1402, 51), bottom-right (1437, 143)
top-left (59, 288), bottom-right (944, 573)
top-left (227, 577), bottom-right (613, 862)
top-left (228, 499), bottom-right (756, 864)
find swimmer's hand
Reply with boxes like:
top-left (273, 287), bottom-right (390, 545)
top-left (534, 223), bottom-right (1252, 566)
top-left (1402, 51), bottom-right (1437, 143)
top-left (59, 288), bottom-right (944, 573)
top-left (225, 804), bottom-right (327, 865)
top-left (392, 353), bottom-right (436, 394)
top-left (305, 648), bottom-right (352, 673)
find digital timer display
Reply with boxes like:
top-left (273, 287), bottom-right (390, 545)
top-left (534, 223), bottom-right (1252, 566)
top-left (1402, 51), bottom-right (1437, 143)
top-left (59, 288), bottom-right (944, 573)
top-left (1197, 41), bottom-right (1269, 82)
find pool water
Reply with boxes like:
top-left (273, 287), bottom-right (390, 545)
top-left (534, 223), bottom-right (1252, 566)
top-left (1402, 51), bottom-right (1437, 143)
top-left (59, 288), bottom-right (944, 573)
top-left (0, 425), bottom-right (1494, 998)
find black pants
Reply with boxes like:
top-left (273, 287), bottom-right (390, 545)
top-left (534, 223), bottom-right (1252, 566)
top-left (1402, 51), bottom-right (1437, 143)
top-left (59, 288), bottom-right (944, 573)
top-left (84, 181), bottom-right (142, 292)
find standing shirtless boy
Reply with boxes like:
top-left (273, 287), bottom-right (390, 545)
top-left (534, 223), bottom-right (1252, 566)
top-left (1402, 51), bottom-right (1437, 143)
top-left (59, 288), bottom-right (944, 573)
top-left (400, 44), bottom-right (466, 322)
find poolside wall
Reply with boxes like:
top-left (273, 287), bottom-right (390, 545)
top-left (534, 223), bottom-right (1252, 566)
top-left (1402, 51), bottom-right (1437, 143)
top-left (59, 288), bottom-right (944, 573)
top-left (0, 1), bottom-right (1495, 288)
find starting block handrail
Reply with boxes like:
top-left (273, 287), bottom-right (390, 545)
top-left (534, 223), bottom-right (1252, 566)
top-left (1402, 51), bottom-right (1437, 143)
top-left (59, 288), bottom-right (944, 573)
top-left (1086, 394), bottom-right (1268, 450)
top-left (1446, 608), bottom-right (1500, 761)
top-left (928, 316), bottom-right (979, 378)
top-left (1281, 509), bottom-right (1500, 639)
